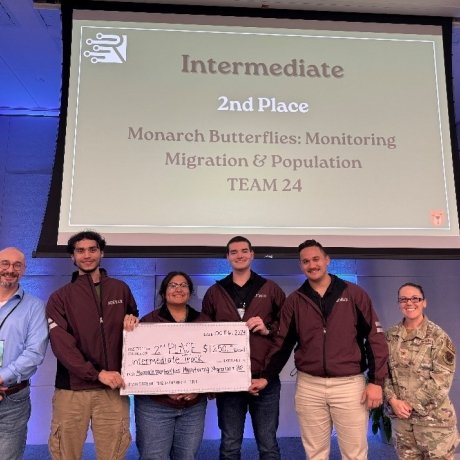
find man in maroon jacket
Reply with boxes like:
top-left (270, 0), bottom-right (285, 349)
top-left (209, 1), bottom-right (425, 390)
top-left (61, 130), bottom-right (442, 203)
top-left (202, 236), bottom-right (285, 460)
top-left (46, 231), bottom-right (138, 460)
top-left (250, 239), bottom-right (388, 460)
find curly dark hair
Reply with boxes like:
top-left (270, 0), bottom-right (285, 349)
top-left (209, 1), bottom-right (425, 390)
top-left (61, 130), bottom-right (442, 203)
top-left (66, 230), bottom-right (106, 254)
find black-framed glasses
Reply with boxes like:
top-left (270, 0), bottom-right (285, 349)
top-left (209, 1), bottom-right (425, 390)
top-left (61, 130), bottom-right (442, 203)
top-left (0, 260), bottom-right (24, 271)
top-left (398, 296), bottom-right (424, 304)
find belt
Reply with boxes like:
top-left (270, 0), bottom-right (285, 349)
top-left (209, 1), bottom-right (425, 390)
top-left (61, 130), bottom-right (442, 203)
top-left (3, 380), bottom-right (29, 396)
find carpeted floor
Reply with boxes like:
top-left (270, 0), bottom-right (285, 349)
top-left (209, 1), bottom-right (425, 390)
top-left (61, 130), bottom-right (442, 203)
top-left (24, 435), bottom-right (397, 459)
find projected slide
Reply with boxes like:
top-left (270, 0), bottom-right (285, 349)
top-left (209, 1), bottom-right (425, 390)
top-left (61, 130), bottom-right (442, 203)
top-left (58, 11), bottom-right (459, 249)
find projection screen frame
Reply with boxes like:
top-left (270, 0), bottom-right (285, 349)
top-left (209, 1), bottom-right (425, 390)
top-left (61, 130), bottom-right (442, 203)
top-left (35, 0), bottom-right (460, 259)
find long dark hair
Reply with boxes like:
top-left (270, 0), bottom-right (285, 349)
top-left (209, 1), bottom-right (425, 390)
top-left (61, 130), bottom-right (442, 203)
top-left (158, 271), bottom-right (194, 306)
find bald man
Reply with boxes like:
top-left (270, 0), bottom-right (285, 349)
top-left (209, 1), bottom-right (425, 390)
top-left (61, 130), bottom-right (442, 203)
top-left (0, 247), bottom-right (48, 460)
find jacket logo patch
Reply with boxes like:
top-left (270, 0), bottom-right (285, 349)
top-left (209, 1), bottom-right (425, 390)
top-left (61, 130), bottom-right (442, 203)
top-left (255, 294), bottom-right (267, 298)
top-left (336, 297), bottom-right (349, 302)
top-left (108, 299), bottom-right (123, 305)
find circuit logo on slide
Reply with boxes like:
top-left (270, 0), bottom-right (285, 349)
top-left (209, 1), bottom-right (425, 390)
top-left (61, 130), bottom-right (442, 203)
top-left (83, 33), bottom-right (127, 64)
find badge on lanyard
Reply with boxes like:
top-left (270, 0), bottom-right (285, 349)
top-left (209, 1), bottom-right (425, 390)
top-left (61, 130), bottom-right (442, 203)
top-left (0, 340), bottom-right (4, 367)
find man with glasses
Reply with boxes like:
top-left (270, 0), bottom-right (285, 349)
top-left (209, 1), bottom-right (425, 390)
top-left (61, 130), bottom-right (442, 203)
top-left (251, 239), bottom-right (388, 460)
top-left (0, 247), bottom-right (48, 460)
top-left (202, 236), bottom-right (286, 460)
top-left (46, 231), bottom-right (138, 460)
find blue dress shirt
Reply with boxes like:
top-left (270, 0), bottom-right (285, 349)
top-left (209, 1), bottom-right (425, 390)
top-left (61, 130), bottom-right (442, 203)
top-left (0, 286), bottom-right (48, 386)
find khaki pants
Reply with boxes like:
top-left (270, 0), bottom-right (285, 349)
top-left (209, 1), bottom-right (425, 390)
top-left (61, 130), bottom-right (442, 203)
top-left (48, 388), bottom-right (131, 460)
top-left (295, 372), bottom-right (368, 460)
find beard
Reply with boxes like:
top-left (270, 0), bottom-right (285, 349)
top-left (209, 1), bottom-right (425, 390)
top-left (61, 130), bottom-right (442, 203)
top-left (0, 280), bottom-right (18, 288)
top-left (0, 271), bottom-right (19, 289)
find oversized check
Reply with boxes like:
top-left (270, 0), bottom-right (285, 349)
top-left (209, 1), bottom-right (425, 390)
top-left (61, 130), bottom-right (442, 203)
top-left (120, 322), bottom-right (251, 395)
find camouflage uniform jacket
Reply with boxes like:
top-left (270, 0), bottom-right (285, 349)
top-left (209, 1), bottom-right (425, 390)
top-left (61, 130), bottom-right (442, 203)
top-left (384, 316), bottom-right (457, 427)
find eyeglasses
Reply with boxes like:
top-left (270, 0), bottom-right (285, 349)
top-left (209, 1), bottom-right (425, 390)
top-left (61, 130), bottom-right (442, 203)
top-left (0, 260), bottom-right (24, 271)
top-left (398, 296), bottom-right (424, 304)
top-left (167, 282), bottom-right (189, 290)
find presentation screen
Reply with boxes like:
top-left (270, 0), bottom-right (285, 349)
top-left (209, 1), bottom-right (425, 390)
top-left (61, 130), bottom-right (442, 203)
top-left (37, 3), bottom-right (460, 257)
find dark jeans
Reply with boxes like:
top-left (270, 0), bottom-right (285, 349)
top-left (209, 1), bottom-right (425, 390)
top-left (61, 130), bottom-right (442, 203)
top-left (216, 378), bottom-right (281, 460)
top-left (135, 396), bottom-right (207, 460)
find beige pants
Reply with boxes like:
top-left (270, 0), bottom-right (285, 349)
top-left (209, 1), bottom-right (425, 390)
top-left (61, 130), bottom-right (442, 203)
top-left (295, 372), bottom-right (368, 460)
top-left (48, 388), bottom-right (131, 460)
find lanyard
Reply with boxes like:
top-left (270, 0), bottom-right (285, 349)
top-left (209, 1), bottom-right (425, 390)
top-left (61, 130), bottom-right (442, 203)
top-left (0, 292), bottom-right (24, 332)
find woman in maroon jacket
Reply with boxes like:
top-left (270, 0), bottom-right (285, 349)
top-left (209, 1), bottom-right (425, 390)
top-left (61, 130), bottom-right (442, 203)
top-left (134, 271), bottom-right (209, 460)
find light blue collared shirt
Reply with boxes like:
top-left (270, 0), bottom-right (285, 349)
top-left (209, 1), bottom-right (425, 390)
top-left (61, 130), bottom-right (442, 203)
top-left (0, 286), bottom-right (49, 386)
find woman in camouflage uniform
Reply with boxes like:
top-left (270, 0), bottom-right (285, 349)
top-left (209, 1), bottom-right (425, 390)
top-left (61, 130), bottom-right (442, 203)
top-left (384, 282), bottom-right (458, 459)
